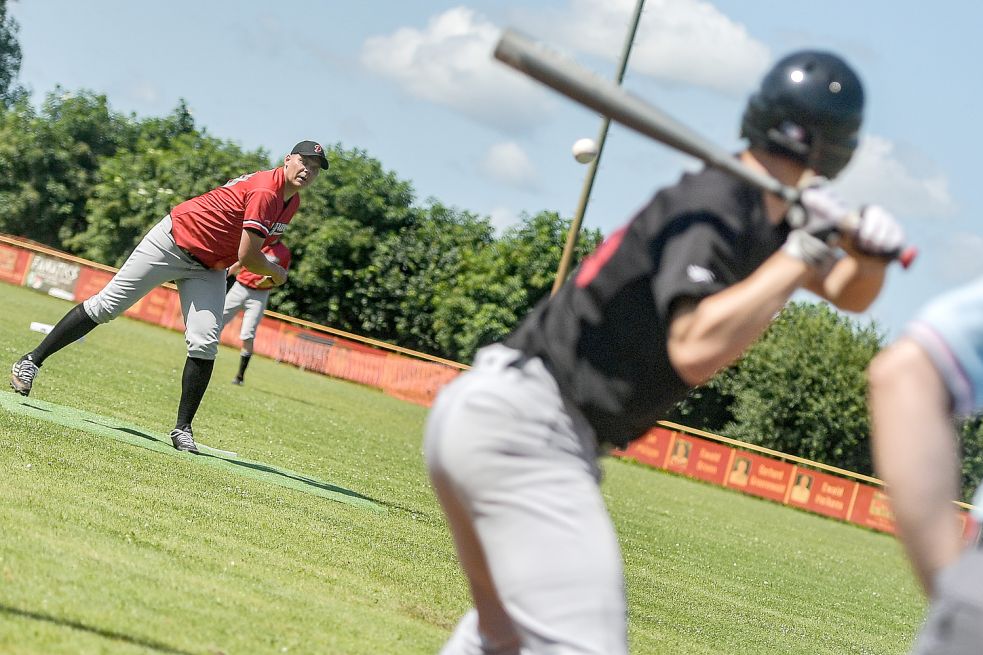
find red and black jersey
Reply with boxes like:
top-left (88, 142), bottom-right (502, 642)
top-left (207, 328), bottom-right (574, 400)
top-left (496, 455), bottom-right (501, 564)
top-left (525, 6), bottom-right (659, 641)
top-left (505, 166), bottom-right (789, 447)
top-left (236, 241), bottom-right (292, 289)
top-left (170, 167), bottom-right (299, 270)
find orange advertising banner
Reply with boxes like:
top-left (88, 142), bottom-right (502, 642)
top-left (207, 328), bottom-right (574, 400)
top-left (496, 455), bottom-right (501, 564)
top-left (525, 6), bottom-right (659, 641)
top-left (725, 451), bottom-right (794, 504)
top-left (125, 286), bottom-right (182, 327)
top-left (785, 466), bottom-right (856, 521)
top-left (614, 427), bottom-right (981, 537)
top-left (74, 268), bottom-right (115, 302)
top-left (0, 244), bottom-right (31, 285)
top-left (617, 427), bottom-right (673, 468)
top-left (665, 433), bottom-right (731, 485)
top-left (849, 484), bottom-right (897, 534)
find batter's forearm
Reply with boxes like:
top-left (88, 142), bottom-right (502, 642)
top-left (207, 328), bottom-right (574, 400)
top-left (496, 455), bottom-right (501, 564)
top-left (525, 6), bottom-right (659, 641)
top-left (814, 251), bottom-right (887, 312)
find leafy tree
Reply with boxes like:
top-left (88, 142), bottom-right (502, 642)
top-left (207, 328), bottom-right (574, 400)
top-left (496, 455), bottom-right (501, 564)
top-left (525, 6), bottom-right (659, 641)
top-left (342, 206), bottom-right (605, 362)
top-left (69, 105), bottom-right (267, 265)
top-left (0, 0), bottom-right (25, 106)
top-left (498, 210), bottom-right (604, 311)
top-left (345, 201), bottom-right (492, 358)
top-left (0, 89), bottom-right (129, 249)
top-left (278, 145), bottom-right (417, 330)
top-left (957, 417), bottom-right (983, 503)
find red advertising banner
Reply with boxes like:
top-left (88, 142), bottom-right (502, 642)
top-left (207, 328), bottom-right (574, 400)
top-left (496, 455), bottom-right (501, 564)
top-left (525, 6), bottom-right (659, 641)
top-left (726, 452), bottom-right (795, 503)
top-left (125, 286), bottom-right (181, 327)
top-left (74, 268), bottom-right (115, 302)
top-left (848, 485), bottom-right (897, 534)
top-left (785, 467), bottom-right (856, 521)
top-left (618, 427), bottom-right (673, 468)
top-left (678, 437), bottom-right (731, 485)
top-left (0, 244), bottom-right (31, 285)
top-left (220, 313), bottom-right (245, 348)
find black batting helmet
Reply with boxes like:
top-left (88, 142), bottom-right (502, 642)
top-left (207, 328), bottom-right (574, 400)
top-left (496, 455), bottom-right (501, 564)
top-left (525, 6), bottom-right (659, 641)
top-left (741, 50), bottom-right (864, 179)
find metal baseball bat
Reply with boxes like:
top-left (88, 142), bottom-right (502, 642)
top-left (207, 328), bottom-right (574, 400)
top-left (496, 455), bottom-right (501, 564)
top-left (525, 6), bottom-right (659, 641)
top-left (493, 29), bottom-right (917, 268)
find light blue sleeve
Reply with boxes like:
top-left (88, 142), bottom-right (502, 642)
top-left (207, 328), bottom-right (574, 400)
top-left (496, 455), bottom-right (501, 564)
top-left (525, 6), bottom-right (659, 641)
top-left (905, 276), bottom-right (983, 417)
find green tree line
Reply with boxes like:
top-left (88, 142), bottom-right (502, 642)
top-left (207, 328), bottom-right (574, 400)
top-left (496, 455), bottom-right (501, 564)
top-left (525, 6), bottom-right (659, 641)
top-left (0, 89), bottom-right (603, 363)
top-left (1, 2), bottom-right (979, 497)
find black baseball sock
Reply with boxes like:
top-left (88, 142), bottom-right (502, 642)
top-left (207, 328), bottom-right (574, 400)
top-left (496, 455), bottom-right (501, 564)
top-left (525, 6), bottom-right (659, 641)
top-left (175, 356), bottom-right (215, 430)
top-left (235, 353), bottom-right (251, 381)
top-left (29, 303), bottom-right (99, 365)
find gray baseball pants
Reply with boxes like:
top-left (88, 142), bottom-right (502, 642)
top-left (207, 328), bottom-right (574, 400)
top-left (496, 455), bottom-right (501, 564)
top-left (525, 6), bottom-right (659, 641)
top-left (82, 214), bottom-right (226, 359)
top-left (222, 281), bottom-right (270, 341)
top-left (909, 548), bottom-right (983, 654)
top-left (424, 344), bottom-right (628, 655)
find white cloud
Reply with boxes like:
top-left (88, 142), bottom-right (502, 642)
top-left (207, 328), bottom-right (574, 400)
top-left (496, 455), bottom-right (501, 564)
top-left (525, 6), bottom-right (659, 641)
top-left (833, 135), bottom-right (956, 220)
top-left (480, 141), bottom-right (540, 191)
top-left (539, 0), bottom-right (771, 95)
top-left (488, 206), bottom-right (521, 231)
top-left (361, 8), bottom-right (555, 133)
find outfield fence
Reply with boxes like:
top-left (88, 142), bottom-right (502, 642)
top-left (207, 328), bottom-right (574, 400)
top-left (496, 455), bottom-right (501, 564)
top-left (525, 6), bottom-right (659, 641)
top-left (2, 233), bottom-right (976, 536)
top-left (0, 233), bottom-right (462, 407)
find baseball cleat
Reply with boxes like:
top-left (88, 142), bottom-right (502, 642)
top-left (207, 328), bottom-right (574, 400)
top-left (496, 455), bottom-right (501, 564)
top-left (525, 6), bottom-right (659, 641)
top-left (169, 427), bottom-right (200, 454)
top-left (10, 355), bottom-right (39, 396)
top-left (231, 377), bottom-right (244, 386)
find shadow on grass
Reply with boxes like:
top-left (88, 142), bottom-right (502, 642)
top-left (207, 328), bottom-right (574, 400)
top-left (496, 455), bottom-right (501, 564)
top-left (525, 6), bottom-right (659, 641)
top-left (81, 418), bottom-right (383, 506)
top-left (250, 385), bottom-right (321, 408)
top-left (84, 420), bottom-right (165, 445)
top-left (220, 456), bottom-right (381, 504)
top-left (0, 603), bottom-right (199, 655)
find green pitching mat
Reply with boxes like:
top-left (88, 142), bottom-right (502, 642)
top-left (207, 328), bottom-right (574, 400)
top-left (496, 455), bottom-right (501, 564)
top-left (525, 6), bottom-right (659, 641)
top-left (0, 390), bottom-right (384, 512)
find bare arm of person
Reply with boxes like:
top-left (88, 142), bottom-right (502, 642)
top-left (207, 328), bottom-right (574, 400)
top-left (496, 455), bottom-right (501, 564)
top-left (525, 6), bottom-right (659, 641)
top-left (667, 250), bottom-right (811, 385)
top-left (868, 339), bottom-right (964, 595)
top-left (238, 231), bottom-right (287, 285)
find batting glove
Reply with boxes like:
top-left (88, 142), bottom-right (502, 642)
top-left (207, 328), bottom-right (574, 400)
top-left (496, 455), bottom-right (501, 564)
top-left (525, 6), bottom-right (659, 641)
top-left (793, 181), bottom-right (851, 236)
top-left (854, 205), bottom-right (905, 257)
top-left (782, 229), bottom-right (837, 273)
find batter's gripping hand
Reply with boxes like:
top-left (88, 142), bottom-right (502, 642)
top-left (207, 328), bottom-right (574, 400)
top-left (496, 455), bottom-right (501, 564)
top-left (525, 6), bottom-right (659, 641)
top-left (795, 182), bottom-right (851, 238)
top-left (782, 182), bottom-right (847, 272)
top-left (782, 229), bottom-right (837, 272)
top-left (853, 205), bottom-right (905, 257)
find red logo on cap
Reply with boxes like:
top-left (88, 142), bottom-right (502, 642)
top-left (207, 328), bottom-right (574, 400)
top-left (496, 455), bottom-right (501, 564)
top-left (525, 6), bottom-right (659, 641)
top-left (314, 144), bottom-right (323, 154)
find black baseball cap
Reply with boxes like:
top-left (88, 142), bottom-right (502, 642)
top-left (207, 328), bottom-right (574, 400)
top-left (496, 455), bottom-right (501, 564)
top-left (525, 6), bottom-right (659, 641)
top-left (290, 140), bottom-right (329, 170)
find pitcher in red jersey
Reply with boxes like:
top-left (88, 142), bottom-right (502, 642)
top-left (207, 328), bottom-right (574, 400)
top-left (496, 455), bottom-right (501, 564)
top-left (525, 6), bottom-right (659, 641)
top-left (9, 141), bottom-right (328, 454)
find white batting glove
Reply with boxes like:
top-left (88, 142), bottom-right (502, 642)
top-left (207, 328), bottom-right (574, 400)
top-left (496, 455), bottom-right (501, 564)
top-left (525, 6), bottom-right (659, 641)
top-left (794, 181), bottom-right (851, 234)
top-left (854, 205), bottom-right (905, 257)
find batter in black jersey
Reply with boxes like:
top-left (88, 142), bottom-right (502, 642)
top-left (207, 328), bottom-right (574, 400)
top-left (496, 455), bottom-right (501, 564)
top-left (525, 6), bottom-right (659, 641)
top-left (424, 51), bottom-right (908, 655)
top-left (508, 167), bottom-right (789, 447)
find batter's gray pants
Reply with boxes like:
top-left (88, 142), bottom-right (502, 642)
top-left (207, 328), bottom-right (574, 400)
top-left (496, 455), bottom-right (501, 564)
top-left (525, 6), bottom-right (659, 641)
top-left (82, 214), bottom-right (226, 359)
top-left (424, 344), bottom-right (627, 655)
top-left (909, 549), bottom-right (983, 654)
top-left (222, 281), bottom-right (270, 342)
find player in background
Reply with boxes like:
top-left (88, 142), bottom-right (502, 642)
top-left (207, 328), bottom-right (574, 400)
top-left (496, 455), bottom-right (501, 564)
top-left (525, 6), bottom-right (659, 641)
top-left (868, 281), bottom-right (983, 653)
top-left (10, 141), bottom-right (328, 454)
top-left (424, 51), bottom-right (907, 654)
top-left (222, 239), bottom-right (292, 386)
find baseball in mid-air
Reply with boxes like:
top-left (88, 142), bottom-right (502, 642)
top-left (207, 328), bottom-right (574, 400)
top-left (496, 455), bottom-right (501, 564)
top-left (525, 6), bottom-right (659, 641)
top-left (572, 137), bottom-right (598, 164)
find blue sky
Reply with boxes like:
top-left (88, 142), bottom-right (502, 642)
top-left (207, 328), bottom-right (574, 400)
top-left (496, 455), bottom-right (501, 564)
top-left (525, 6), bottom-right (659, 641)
top-left (12, 1), bottom-right (981, 339)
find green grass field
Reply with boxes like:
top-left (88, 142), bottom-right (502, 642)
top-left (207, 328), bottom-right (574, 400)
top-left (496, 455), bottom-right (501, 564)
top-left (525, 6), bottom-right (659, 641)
top-left (0, 284), bottom-right (926, 654)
